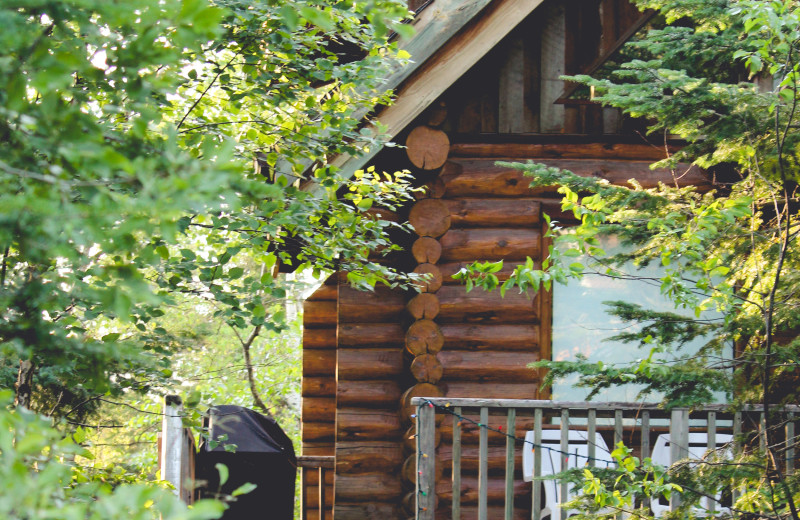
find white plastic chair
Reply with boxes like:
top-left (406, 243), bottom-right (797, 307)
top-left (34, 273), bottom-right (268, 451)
top-left (522, 429), bottom-right (614, 520)
top-left (650, 433), bottom-right (733, 517)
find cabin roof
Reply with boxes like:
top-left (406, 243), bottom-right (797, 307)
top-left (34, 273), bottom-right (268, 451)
top-left (300, 0), bottom-right (548, 194)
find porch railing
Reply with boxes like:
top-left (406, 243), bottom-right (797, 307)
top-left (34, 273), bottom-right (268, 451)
top-left (411, 397), bottom-right (800, 520)
top-left (298, 455), bottom-right (334, 520)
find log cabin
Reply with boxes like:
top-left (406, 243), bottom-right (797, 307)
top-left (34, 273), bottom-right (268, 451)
top-left (298, 1), bottom-right (724, 518)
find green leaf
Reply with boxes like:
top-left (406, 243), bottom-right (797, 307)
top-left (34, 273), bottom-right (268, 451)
top-left (215, 463), bottom-right (229, 486)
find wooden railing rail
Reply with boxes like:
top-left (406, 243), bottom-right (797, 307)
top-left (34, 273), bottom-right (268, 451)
top-left (412, 398), bottom-right (800, 520)
top-left (298, 455), bottom-right (335, 520)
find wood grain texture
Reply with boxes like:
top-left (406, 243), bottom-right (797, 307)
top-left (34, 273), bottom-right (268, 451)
top-left (412, 236), bottom-right (443, 264)
top-left (413, 263), bottom-right (443, 293)
top-left (406, 126), bottom-right (450, 170)
top-left (448, 142), bottom-right (681, 160)
top-left (339, 285), bottom-right (406, 323)
top-left (443, 382), bottom-right (539, 400)
top-left (445, 198), bottom-right (541, 228)
top-left (337, 380), bottom-right (403, 408)
top-left (436, 285), bottom-right (538, 323)
top-left (303, 397), bottom-right (336, 422)
top-left (336, 441), bottom-right (404, 474)
top-left (440, 323), bottom-right (540, 351)
top-left (302, 377), bottom-right (336, 397)
top-left (410, 353), bottom-right (444, 384)
top-left (303, 328), bottom-right (336, 349)
top-left (407, 292), bottom-right (440, 320)
top-left (303, 300), bottom-right (336, 327)
top-left (338, 349), bottom-right (404, 380)
top-left (338, 323), bottom-right (406, 347)
top-left (439, 228), bottom-right (541, 262)
top-left (438, 350), bottom-right (539, 382)
top-left (303, 349), bottom-right (336, 376)
top-left (409, 198), bottom-right (451, 238)
top-left (406, 319), bottom-right (445, 356)
top-left (336, 409), bottom-right (403, 441)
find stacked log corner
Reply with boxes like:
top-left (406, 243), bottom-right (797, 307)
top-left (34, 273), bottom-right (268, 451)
top-left (302, 278), bottom-right (337, 520)
top-left (401, 125), bottom-right (450, 517)
top-left (334, 279), bottom-right (407, 520)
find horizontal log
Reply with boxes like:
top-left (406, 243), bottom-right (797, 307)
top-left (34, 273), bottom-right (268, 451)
top-left (410, 198), bottom-right (451, 237)
top-left (442, 382), bottom-right (539, 400)
top-left (413, 263), bottom-right (443, 293)
top-left (407, 292), bottom-right (440, 320)
top-left (445, 198), bottom-right (541, 228)
top-left (302, 376), bottom-right (336, 398)
top-left (448, 141), bottom-right (681, 161)
top-left (337, 408), bottom-right (403, 441)
top-left (437, 444), bottom-right (524, 474)
top-left (303, 300), bottom-right (337, 327)
top-left (439, 260), bottom-right (537, 284)
top-left (441, 158), bottom-right (709, 197)
top-left (339, 323), bottom-right (406, 347)
top-left (437, 476), bottom-right (531, 505)
top-left (405, 319), bottom-right (444, 356)
top-left (339, 285), bottom-right (406, 323)
top-left (337, 380), bottom-right (403, 408)
top-left (333, 501), bottom-right (400, 520)
top-left (336, 441), bottom-right (404, 474)
top-left (410, 353), bottom-right (443, 384)
top-left (437, 285), bottom-right (537, 323)
top-left (302, 421), bottom-right (335, 442)
top-left (440, 323), bottom-right (540, 351)
top-left (303, 349), bottom-right (335, 376)
top-left (303, 328), bottom-right (336, 349)
top-left (407, 125), bottom-right (450, 170)
top-left (438, 350), bottom-right (539, 382)
top-left (439, 228), bottom-right (541, 262)
top-left (307, 283), bottom-right (337, 301)
top-left (302, 397), bottom-right (335, 423)
top-left (334, 473), bottom-right (403, 501)
top-left (299, 443), bottom-right (334, 457)
top-left (439, 416), bottom-right (537, 445)
top-left (338, 348), bottom-right (404, 380)
top-left (412, 236), bottom-right (442, 264)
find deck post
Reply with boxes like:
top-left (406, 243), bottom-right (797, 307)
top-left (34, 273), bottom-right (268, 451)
top-left (669, 408), bottom-right (689, 511)
top-left (787, 412), bottom-right (795, 475)
top-left (417, 401), bottom-right (436, 520)
top-left (559, 408), bottom-right (569, 520)
top-left (505, 408), bottom-right (516, 520)
top-left (479, 407), bottom-right (489, 520)
top-left (161, 395), bottom-right (188, 502)
top-left (453, 407), bottom-right (462, 520)
top-left (533, 408), bottom-right (543, 520)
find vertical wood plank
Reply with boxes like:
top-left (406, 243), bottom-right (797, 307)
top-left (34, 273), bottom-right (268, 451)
top-left (523, 23), bottom-right (541, 133)
top-left (505, 409), bottom-right (516, 520)
top-left (479, 407), bottom-right (489, 520)
top-left (641, 410), bottom-right (650, 510)
top-left (540, 2), bottom-right (566, 132)
top-left (614, 409), bottom-right (623, 448)
top-left (301, 467), bottom-right (308, 520)
top-left (732, 411), bottom-right (742, 506)
top-left (418, 403), bottom-right (436, 520)
top-left (669, 409), bottom-right (689, 511)
top-left (319, 467), bottom-right (326, 520)
top-left (453, 407), bottom-right (462, 520)
top-left (533, 408), bottom-right (543, 520)
top-left (787, 412), bottom-right (795, 475)
top-left (161, 396), bottom-right (185, 500)
top-left (760, 412), bottom-right (767, 453)
top-left (560, 408), bottom-right (569, 520)
top-left (499, 37), bottom-right (527, 134)
top-left (707, 411), bottom-right (716, 515)
top-left (587, 409), bottom-right (596, 468)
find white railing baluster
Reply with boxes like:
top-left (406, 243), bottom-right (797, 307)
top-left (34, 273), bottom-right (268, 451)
top-left (533, 408), bottom-right (542, 520)
top-left (479, 407), bottom-right (489, 520)
top-left (641, 410), bottom-right (650, 511)
top-left (707, 411), bottom-right (716, 515)
top-left (669, 408), bottom-right (689, 511)
top-left (787, 412), bottom-right (795, 475)
top-left (505, 408), bottom-right (516, 520)
top-left (560, 408), bottom-right (569, 520)
top-left (453, 407), bottom-right (461, 520)
top-left (732, 411), bottom-right (742, 506)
